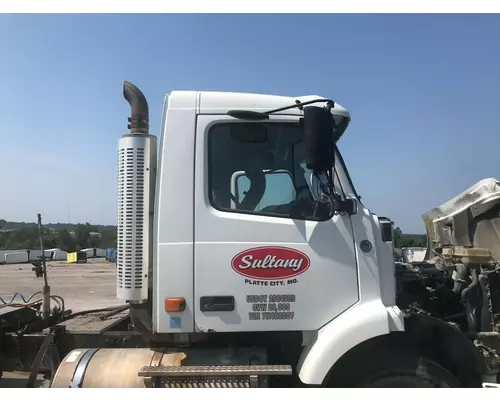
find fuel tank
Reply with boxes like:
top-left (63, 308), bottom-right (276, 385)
top-left (51, 348), bottom-right (185, 388)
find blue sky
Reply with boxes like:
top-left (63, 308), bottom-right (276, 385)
top-left (0, 14), bottom-right (499, 232)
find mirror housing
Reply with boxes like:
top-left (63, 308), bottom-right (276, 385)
top-left (303, 106), bottom-right (335, 172)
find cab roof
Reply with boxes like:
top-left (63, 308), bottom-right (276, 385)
top-left (167, 90), bottom-right (351, 120)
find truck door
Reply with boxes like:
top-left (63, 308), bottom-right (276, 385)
top-left (194, 115), bottom-right (359, 332)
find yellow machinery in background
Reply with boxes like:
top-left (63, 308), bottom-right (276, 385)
top-left (67, 251), bottom-right (87, 264)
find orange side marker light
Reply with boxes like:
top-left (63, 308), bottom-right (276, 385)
top-left (165, 297), bottom-right (186, 312)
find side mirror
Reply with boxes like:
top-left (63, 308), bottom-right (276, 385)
top-left (303, 106), bottom-right (335, 172)
top-left (378, 217), bottom-right (393, 243)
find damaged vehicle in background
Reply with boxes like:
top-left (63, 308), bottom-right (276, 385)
top-left (395, 178), bottom-right (500, 387)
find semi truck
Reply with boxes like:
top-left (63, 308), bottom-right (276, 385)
top-left (1, 82), bottom-right (500, 388)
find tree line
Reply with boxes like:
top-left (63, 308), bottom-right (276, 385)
top-left (0, 220), bottom-right (117, 252)
top-left (393, 227), bottom-right (427, 248)
top-left (0, 219), bottom-right (425, 252)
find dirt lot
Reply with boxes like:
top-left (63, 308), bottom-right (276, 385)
top-left (0, 259), bottom-right (123, 315)
top-left (0, 259), bottom-right (123, 387)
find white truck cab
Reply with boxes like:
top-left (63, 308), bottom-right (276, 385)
top-left (115, 82), bottom-right (405, 385)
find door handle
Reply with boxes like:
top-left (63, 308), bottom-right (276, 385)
top-left (200, 296), bottom-right (235, 312)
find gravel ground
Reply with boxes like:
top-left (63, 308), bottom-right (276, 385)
top-left (0, 259), bottom-right (124, 388)
top-left (0, 259), bottom-right (124, 315)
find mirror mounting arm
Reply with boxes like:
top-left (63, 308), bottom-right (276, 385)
top-left (329, 192), bottom-right (358, 216)
top-left (310, 171), bottom-right (357, 216)
top-left (341, 198), bottom-right (358, 216)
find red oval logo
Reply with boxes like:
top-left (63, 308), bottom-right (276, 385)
top-left (231, 246), bottom-right (310, 280)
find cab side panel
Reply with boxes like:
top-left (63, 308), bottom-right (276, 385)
top-left (154, 92), bottom-right (198, 333)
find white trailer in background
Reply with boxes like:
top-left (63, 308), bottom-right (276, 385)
top-left (45, 248), bottom-right (68, 261)
top-left (82, 248), bottom-right (96, 258)
top-left (1, 250), bottom-right (25, 263)
top-left (5, 251), bottom-right (29, 264)
top-left (81, 248), bottom-right (106, 259)
top-left (52, 250), bottom-right (68, 261)
top-left (95, 248), bottom-right (106, 258)
top-left (28, 250), bottom-right (43, 261)
top-left (402, 247), bottom-right (427, 263)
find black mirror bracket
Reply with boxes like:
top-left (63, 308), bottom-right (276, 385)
top-left (312, 171), bottom-right (357, 216)
top-left (341, 198), bottom-right (358, 216)
top-left (326, 190), bottom-right (357, 216)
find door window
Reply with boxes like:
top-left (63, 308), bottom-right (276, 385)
top-left (208, 122), bottom-right (333, 221)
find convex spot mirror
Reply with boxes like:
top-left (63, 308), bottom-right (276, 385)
top-left (309, 172), bottom-right (331, 203)
top-left (230, 123), bottom-right (268, 143)
top-left (303, 106), bottom-right (335, 172)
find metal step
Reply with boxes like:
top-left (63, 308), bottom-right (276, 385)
top-left (138, 365), bottom-right (292, 388)
top-left (163, 377), bottom-right (256, 388)
top-left (138, 364), bottom-right (292, 377)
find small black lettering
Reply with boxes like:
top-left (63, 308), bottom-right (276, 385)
top-left (262, 312), bottom-right (295, 320)
top-left (246, 295), bottom-right (268, 303)
top-left (269, 294), bottom-right (296, 303)
top-left (248, 312), bottom-right (261, 320)
top-left (247, 295), bottom-right (296, 322)
top-left (252, 303), bottom-right (267, 312)
top-left (245, 280), bottom-right (269, 286)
